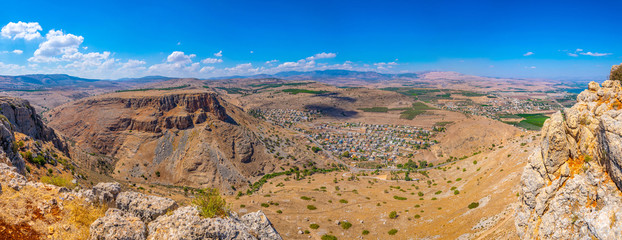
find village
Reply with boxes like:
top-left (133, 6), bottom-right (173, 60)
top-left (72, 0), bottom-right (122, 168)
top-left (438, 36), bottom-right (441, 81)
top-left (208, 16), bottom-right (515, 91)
top-left (309, 122), bottom-right (437, 166)
top-left (437, 95), bottom-right (560, 118)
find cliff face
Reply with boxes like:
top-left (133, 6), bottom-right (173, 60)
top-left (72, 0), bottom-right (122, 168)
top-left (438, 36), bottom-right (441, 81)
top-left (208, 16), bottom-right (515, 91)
top-left (0, 97), bottom-right (67, 173)
top-left (48, 90), bottom-right (291, 192)
top-left (516, 79), bottom-right (622, 239)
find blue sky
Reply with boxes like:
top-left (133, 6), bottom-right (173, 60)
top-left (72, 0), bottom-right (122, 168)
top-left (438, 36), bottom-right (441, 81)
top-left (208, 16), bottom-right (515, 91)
top-left (0, 0), bottom-right (621, 80)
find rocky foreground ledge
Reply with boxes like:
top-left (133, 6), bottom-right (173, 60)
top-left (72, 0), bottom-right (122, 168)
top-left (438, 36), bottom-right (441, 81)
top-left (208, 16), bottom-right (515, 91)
top-left (516, 80), bottom-right (622, 239)
top-left (0, 163), bottom-right (282, 240)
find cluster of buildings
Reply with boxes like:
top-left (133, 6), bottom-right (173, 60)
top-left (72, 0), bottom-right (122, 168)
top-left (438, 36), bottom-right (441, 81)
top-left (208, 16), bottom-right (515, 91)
top-left (252, 108), bottom-right (321, 128)
top-left (310, 122), bottom-right (435, 164)
top-left (439, 96), bottom-right (558, 117)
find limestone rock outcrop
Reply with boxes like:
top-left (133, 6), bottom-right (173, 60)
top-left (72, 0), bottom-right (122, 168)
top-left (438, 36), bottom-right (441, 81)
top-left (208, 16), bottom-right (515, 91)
top-left (115, 191), bottom-right (178, 223)
top-left (516, 79), bottom-right (622, 239)
top-left (146, 206), bottom-right (282, 240)
top-left (89, 208), bottom-right (148, 240)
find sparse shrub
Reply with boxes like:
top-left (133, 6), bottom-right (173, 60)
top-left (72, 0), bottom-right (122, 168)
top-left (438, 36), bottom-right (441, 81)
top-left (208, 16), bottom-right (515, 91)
top-left (418, 191), bottom-right (424, 197)
top-left (456, 178), bottom-right (462, 181)
top-left (393, 196), bottom-right (407, 200)
top-left (276, 210), bottom-right (282, 214)
top-left (301, 196), bottom-right (311, 200)
top-left (339, 199), bottom-right (348, 204)
top-left (41, 175), bottom-right (75, 188)
top-left (388, 229), bottom-right (398, 235)
top-left (321, 234), bottom-right (338, 240)
top-left (310, 223), bottom-right (320, 229)
top-left (155, 171), bottom-right (160, 177)
top-left (307, 205), bottom-right (317, 210)
top-left (389, 210), bottom-right (397, 219)
top-left (341, 221), bottom-right (352, 230)
top-left (454, 190), bottom-right (460, 195)
top-left (468, 202), bottom-right (479, 209)
top-left (362, 230), bottom-right (370, 235)
top-left (434, 191), bottom-right (442, 195)
top-left (414, 214), bottom-right (421, 219)
top-left (261, 203), bottom-right (270, 207)
top-left (192, 188), bottom-right (229, 218)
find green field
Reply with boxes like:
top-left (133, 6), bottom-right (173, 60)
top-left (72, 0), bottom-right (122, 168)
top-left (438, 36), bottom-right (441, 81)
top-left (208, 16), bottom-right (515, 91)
top-left (503, 113), bottom-right (549, 130)
top-left (282, 89), bottom-right (328, 95)
top-left (400, 109), bottom-right (425, 120)
top-left (213, 87), bottom-right (248, 94)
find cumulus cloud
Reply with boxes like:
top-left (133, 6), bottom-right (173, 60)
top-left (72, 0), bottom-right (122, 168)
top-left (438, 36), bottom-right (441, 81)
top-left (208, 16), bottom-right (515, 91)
top-left (29, 30), bottom-right (84, 62)
top-left (580, 52), bottom-right (611, 57)
top-left (214, 50), bottom-right (222, 57)
top-left (167, 51), bottom-right (195, 64)
top-left (576, 48), bottom-right (583, 52)
top-left (224, 63), bottom-right (259, 74)
top-left (201, 58), bottom-right (223, 64)
top-left (306, 52), bottom-right (336, 61)
top-left (1, 21), bottom-right (42, 40)
top-left (12, 49), bottom-right (23, 54)
top-left (523, 52), bottom-right (534, 56)
top-left (200, 66), bottom-right (215, 73)
top-left (265, 59), bottom-right (278, 64)
top-left (568, 53), bottom-right (578, 57)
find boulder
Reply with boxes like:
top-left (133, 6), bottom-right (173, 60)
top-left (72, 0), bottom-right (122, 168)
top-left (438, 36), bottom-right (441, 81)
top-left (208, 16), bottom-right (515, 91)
top-left (115, 191), bottom-right (178, 223)
top-left (89, 208), bottom-right (147, 240)
top-left (147, 206), bottom-right (282, 240)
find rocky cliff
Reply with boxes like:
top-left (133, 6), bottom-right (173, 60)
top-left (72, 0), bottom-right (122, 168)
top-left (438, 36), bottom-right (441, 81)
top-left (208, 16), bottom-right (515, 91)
top-left (516, 74), bottom-right (622, 238)
top-left (48, 89), bottom-right (300, 192)
top-left (0, 96), bottom-right (67, 173)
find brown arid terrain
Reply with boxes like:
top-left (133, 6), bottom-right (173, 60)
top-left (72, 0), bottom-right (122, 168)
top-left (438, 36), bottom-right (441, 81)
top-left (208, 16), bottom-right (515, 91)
top-left (47, 88), bottom-right (331, 193)
top-left (0, 68), bottom-right (609, 240)
top-left (227, 117), bottom-right (534, 239)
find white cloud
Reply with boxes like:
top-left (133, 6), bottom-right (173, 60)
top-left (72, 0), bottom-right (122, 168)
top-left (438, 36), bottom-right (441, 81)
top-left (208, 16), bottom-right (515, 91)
top-left (224, 63), bottom-right (259, 74)
top-left (201, 58), bottom-right (223, 64)
top-left (167, 51), bottom-right (195, 64)
top-left (580, 52), bottom-right (611, 57)
top-left (567, 53), bottom-right (578, 57)
top-left (265, 59), bottom-right (278, 64)
top-left (200, 66), bottom-right (215, 73)
top-left (306, 52), bottom-right (336, 61)
top-left (523, 52), bottom-right (534, 56)
top-left (214, 50), bottom-right (222, 57)
top-left (250, 50), bottom-right (254, 54)
top-left (29, 30), bottom-right (84, 62)
top-left (374, 61), bottom-right (398, 70)
top-left (1, 21), bottom-right (42, 40)
top-left (576, 48), bottom-right (583, 52)
top-left (12, 49), bottom-right (23, 54)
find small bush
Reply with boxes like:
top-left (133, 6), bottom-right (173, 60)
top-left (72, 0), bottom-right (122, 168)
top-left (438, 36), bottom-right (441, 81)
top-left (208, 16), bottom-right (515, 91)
top-left (155, 171), bottom-right (160, 177)
top-left (389, 210), bottom-right (397, 219)
top-left (301, 196), bottom-right (312, 200)
top-left (261, 203), bottom-right (270, 207)
top-left (454, 190), bottom-right (460, 195)
top-left (321, 235), bottom-right (338, 240)
top-left (414, 214), bottom-right (421, 219)
top-left (468, 202), bottom-right (479, 209)
top-left (339, 199), bottom-right (348, 204)
top-left (341, 221), bottom-right (352, 230)
top-left (434, 191), bottom-right (442, 195)
top-left (310, 223), bottom-right (320, 229)
top-left (388, 229), bottom-right (398, 235)
top-left (307, 205), bottom-right (317, 210)
top-left (393, 195), bottom-right (407, 200)
top-left (41, 175), bottom-right (75, 188)
top-left (276, 210), bottom-right (282, 214)
top-left (362, 230), bottom-right (370, 235)
top-left (192, 188), bottom-right (229, 218)
top-left (417, 191), bottom-right (424, 197)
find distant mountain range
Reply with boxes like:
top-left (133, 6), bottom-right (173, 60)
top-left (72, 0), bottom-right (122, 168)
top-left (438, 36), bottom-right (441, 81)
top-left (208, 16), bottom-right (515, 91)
top-left (210, 70), bottom-right (421, 82)
top-left (0, 74), bottom-right (176, 90)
